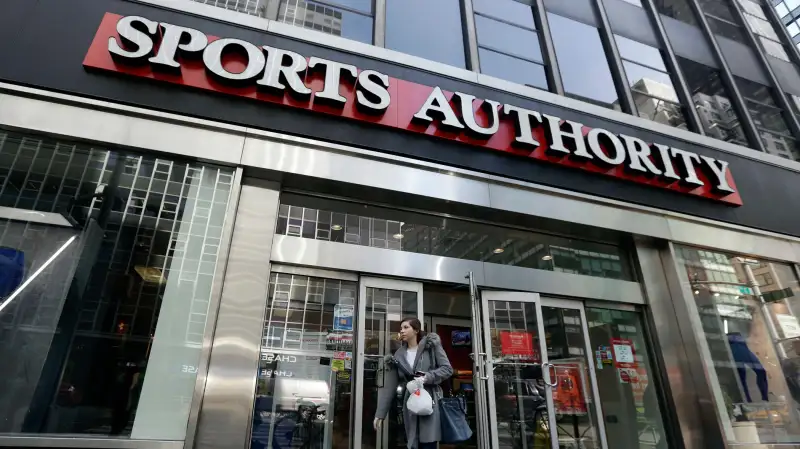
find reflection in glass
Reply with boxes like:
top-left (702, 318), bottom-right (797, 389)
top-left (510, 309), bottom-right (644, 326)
top-left (548, 13), bottom-right (619, 108)
top-left (277, 0), bottom-right (374, 44)
top-left (363, 287), bottom-right (418, 449)
top-left (276, 194), bottom-right (633, 281)
top-left (474, 0), bottom-right (547, 91)
top-left (587, 307), bottom-right (671, 449)
top-left (475, 15), bottom-right (543, 62)
top-left (0, 131), bottom-right (234, 438)
top-left (678, 57), bottom-right (750, 147)
top-left (386, 0), bottom-right (466, 68)
top-left (735, 76), bottom-right (800, 160)
top-left (542, 306), bottom-right (603, 449)
top-left (252, 274), bottom-right (357, 449)
top-left (479, 48), bottom-right (549, 90)
top-left (615, 35), bottom-right (687, 127)
top-left (192, 0), bottom-right (264, 16)
top-left (486, 301), bottom-right (551, 448)
top-left (739, 0), bottom-right (791, 61)
top-left (676, 245), bottom-right (800, 445)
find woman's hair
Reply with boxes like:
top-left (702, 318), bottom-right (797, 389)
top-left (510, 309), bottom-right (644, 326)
top-left (401, 317), bottom-right (426, 343)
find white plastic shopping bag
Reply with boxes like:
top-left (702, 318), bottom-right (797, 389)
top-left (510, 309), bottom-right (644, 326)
top-left (406, 383), bottom-right (434, 416)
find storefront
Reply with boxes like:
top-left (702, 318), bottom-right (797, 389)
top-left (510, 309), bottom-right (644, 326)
top-left (3, 0), bottom-right (800, 449)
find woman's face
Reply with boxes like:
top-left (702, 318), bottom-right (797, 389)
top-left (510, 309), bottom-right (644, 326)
top-left (399, 321), bottom-right (418, 342)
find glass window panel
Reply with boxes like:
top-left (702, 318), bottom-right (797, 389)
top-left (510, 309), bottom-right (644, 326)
top-left (745, 13), bottom-right (780, 39)
top-left (476, 15), bottom-right (543, 62)
top-left (676, 246), bottom-right (800, 445)
top-left (698, 0), bottom-right (739, 22)
top-left (788, 21), bottom-right (800, 36)
top-left (623, 61), bottom-right (680, 102)
top-left (615, 35), bottom-right (668, 71)
top-left (0, 131), bottom-right (234, 438)
top-left (587, 307), bottom-right (672, 449)
top-left (777, 1), bottom-right (791, 17)
top-left (759, 131), bottom-right (800, 158)
top-left (253, 274), bottom-right (357, 449)
top-left (706, 15), bottom-right (749, 43)
top-left (385, 0), bottom-right (466, 68)
top-left (548, 13), bottom-right (620, 108)
top-left (747, 100), bottom-right (791, 134)
top-left (678, 57), bottom-right (750, 146)
top-left (472, 0), bottom-right (536, 29)
top-left (738, 0), bottom-right (767, 19)
top-left (787, 0), bottom-right (800, 11)
top-left (479, 48), bottom-right (549, 90)
top-left (278, 193), bottom-right (633, 281)
top-left (620, 0), bottom-right (643, 5)
top-left (653, 0), bottom-right (700, 25)
top-left (325, 0), bottom-right (372, 13)
top-left (277, 0), bottom-right (373, 44)
top-left (760, 36), bottom-right (791, 60)
top-left (633, 91), bottom-right (689, 127)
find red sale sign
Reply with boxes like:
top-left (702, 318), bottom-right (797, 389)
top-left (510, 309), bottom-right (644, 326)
top-left (500, 331), bottom-right (539, 362)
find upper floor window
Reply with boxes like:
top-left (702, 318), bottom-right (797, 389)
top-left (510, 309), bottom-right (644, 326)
top-left (615, 34), bottom-right (689, 128)
top-left (473, 0), bottom-right (548, 90)
top-left (697, 0), bottom-right (749, 43)
top-left (548, 13), bottom-right (620, 108)
top-left (385, 0), bottom-right (466, 68)
top-left (276, 0), bottom-right (374, 44)
top-left (776, 1), bottom-right (791, 17)
top-left (735, 76), bottom-right (800, 159)
top-left (653, 0), bottom-right (700, 26)
top-left (738, 0), bottom-right (791, 61)
top-left (678, 57), bottom-right (751, 146)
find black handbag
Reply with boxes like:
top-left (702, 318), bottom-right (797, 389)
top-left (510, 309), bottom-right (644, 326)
top-left (428, 345), bottom-right (473, 443)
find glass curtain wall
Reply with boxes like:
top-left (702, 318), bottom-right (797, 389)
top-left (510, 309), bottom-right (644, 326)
top-left (697, 0), bottom-right (750, 43)
top-left (0, 130), bottom-right (235, 439)
top-left (472, 0), bottom-right (548, 90)
top-left (675, 245), bottom-right (800, 445)
top-left (614, 34), bottom-right (689, 127)
top-left (738, 0), bottom-right (792, 61)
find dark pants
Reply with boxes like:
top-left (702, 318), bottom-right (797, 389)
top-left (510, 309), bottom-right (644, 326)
top-left (418, 443), bottom-right (437, 449)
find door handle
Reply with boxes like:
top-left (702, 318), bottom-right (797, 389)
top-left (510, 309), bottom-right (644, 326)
top-left (544, 362), bottom-right (558, 387)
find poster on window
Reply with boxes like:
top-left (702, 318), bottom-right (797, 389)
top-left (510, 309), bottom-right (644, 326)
top-left (333, 304), bottom-right (354, 331)
top-left (551, 362), bottom-right (588, 415)
top-left (499, 331), bottom-right (540, 362)
top-left (611, 338), bottom-right (636, 369)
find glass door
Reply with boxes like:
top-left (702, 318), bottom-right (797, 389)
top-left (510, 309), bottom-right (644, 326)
top-left (478, 291), bottom-right (608, 449)
top-left (353, 277), bottom-right (424, 449)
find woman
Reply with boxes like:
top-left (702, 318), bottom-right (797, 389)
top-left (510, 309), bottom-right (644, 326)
top-left (373, 318), bottom-right (453, 449)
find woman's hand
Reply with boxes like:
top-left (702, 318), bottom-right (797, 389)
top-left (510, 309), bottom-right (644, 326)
top-left (373, 418), bottom-right (383, 431)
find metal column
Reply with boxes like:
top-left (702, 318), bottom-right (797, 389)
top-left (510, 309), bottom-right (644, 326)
top-left (593, 0), bottom-right (638, 114)
top-left (533, 0), bottom-right (565, 95)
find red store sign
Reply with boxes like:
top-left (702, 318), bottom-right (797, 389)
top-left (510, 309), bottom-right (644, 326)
top-left (83, 13), bottom-right (742, 206)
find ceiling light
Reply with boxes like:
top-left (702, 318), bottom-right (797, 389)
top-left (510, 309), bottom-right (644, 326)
top-left (393, 233), bottom-right (404, 239)
top-left (493, 248), bottom-right (505, 254)
top-left (331, 224), bottom-right (342, 231)
top-left (694, 290), bottom-right (700, 295)
top-left (542, 255), bottom-right (553, 261)
top-left (714, 292), bottom-right (720, 297)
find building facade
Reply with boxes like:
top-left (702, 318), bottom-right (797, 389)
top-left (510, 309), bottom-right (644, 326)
top-left (3, 0), bottom-right (800, 449)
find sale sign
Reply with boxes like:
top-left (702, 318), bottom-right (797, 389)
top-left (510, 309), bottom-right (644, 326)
top-left (611, 338), bottom-right (637, 369)
top-left (499, 331), bottom-right (540, 362)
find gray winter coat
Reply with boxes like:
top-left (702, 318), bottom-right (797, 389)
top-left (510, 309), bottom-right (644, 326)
top-left (375, 333), bottom-right (454, 449)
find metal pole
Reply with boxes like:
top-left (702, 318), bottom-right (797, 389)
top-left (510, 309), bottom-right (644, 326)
top-left (683, 0), bottom-right (768, 152)
top-left (461, 0), bottom-right (481, 71)
top-left (467, 271), bottom-right (491, 449)
top-left (640, 0), bottom-right (706, 133)
top-left (533, 0), bottom-right (565, 95)
top-left (373, 0), bottom-right (386, 47)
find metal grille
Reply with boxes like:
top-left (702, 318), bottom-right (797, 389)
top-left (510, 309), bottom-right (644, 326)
top-left (263, 273), bottom-right (357, 351)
